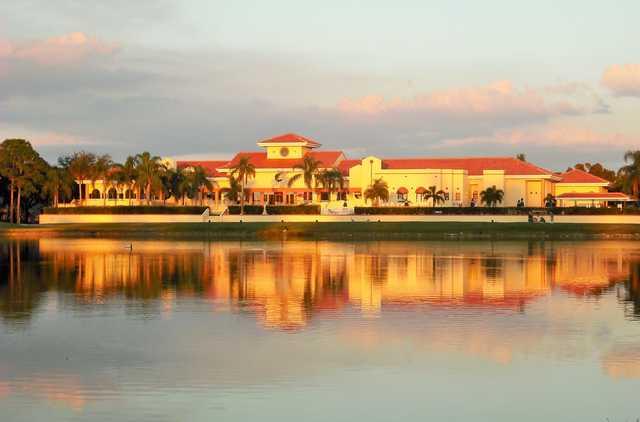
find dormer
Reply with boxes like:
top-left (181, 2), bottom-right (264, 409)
top-left (257, 133), bottom-right (321, 159)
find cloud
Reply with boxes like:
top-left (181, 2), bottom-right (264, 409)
top-left (0, 32), bottom-right (117, 66)
top-left (601, 64), bottom-right (640, 97)
top-left (338, 81), bottom-right (585, 119)
top-left (441, 123), bottom-right (640, 148)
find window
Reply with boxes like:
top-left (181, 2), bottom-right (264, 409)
top-left (274, 192), bottom-right (284, 204)
top-left (337, 192), bottom-right (347, 201)
top-left (89, 189), bottom-right (101, 199)
top-left (280, 147), bottom-right (289, 157)
top-left (397, 192), bottom-right (408, 202)
top-left (320, 192), bottom-right (330, 201)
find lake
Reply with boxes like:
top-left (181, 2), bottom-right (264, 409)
top-left (1, 239), bottom-right (640, 421)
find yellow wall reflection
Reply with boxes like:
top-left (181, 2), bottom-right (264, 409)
top-left (20, 239), bottom-right (637, 331)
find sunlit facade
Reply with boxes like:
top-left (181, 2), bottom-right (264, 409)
top-left (75, 133), bottom-right (629, 209)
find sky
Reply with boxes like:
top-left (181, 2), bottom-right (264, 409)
top-left (1, 0), bottom-right (639, 170)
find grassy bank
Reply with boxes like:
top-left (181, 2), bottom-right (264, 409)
top-left (2, 221), bottom-right (640, 240)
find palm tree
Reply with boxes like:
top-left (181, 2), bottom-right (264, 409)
top-left (135, 152), bottom-right (165, 205)
top-left (480, 185), bottom-right (505, 207)
top-left (229, 156), bottom-right (256, 214)
top-left (619, 150), bottom-right (640, 198)
top-left (516, 153), bottom-right (526, 162)
top-left (423, 185), bottom-right (446, 207)
top-left (288, 155), bottom-right (322, 190)
top-left (120, 156), bottom-right (138, 205)
top-left (225, 176), bottom-right (242, 204)
top-left (190, 166), bottom-right (215, 206)
top-left (42, 167), bottom-right (72, 208)
top-left (316, 168), bottom-right (345, 201)
top-left (64, 151), bottom-right (96, 205)
top-left (364, 178), bottom-right (389, 206)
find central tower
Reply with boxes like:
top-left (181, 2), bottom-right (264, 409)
top-left (257, 133), bottom-right (321, 159)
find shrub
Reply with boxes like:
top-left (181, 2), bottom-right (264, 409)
top-left (354, 206), bottom-right (640, 215)
top-left (42, 206), bottom-right (208, 215)
top-left (228, 205), bottom-right (320, 215)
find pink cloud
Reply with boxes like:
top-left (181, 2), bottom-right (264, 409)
top-left (338, 81), bottom-right (583, 118)
top-left (0, 32), bottom-right (117, 66)
top-left (601, 64), bottom-right (640, 97)
top-left (442, 124), bottom-right (640, 148)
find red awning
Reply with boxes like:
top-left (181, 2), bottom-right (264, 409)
top-left (397, 187), bottom-right (408, 194)
top-left (415, 187), bottom-right (426, 194)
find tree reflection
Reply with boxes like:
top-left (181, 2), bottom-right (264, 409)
top-left (0, 239), bottom-right (639, 330)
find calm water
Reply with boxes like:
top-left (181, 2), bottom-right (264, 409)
top-left (1, 239), bottom-right (640, 421)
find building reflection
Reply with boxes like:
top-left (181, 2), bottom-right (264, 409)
top-left (1, 239), bottom-right (638, 330)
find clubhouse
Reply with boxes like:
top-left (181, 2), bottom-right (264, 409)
top-left (81, 133), bottom-right (631, 209)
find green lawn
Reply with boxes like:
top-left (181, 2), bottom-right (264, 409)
top-left (2, 221), bottom-right (640, 240)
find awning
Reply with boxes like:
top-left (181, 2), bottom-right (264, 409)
top-left (397, 187), bottom-right (408, 194)
top-left (556, 192), bottom-right (633, 201)
top-left (415, 186), bottom-right (426, 194)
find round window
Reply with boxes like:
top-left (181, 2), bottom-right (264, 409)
top-left (280, 147), bottom-right (289, 157)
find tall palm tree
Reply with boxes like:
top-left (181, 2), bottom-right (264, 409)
top-left (65, 151), bottom-right (96, 205)
top-left (288, 155), bottom-right (322, 189)
top-left (42, 167), bottom-right (72, 208)
top-left (619, 150), bottom-right (640, 198)
top-left (480, 185), bottom-right (505, 207)
top-left (423, 185), bottom-right (446, 207)
top-left (92, 154), bottom-right (113, 206)
top-left (120, 156), bottom-right (138, 205)
top-left (135, 152), bottom-right (165, 205)
top-left (190, 166), bottom-right (215, 206)
top-left (364, 178), bottom-right (389, 207)
top-left (229, 156), bottom-right (256, 215)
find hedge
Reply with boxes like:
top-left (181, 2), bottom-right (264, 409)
top-left (354, 206), bottom-right (640, 215)
top-left (42, 206), bottom-right (208, 215)
top-left (228, 205), bottom-right (320, 215)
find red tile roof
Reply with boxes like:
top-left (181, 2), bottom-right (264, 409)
top-left (337, 159), bottom-right (361, 176)
top-left (558, 168), bottom-right (610, 184)
top-left (221, 151), bottom-right (344, 169)
top-left (556, 192), bottom-right (630, 200)
top-left (176, 160), bottom-right (229, 177)
top-left (258, 133), bottom-right (321, 147)
top-left (380, 157), bottom-right (553, 176)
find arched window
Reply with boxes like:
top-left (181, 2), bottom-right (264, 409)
top-left (125, 189), bottom-right (136, 199)
top-left (89, 189), bottom-right (101, 199)
top-left (107, 188), bottom-right (118, 199)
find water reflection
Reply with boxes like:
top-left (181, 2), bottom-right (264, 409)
top-left (2, 239), bottom-right (640, 421)
top-left (1, 239), bottom-right (639, 327)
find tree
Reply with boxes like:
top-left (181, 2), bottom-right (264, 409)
top-left (190, 166), bottom-right (215, 206)
top-left (119, 156), bottom-right (138, 205)
top-left (516, 153), bottom-right (526, 162)
top-left (91, 154), bottom-right (113, 206)
top-left (229, 156), bottom-right (256, 215)
top-left (573, 162), bottom-right (617, 182)
top-left (63, 151), bottom-right (96, 205)
top-left (288, 155), bottom-right (322, 189)
top-left (134, 152), bottom-right (165, 205)
top-left (423, 185), bottom-right (446, 207)
top-left (224, 176), bottom-right (242, 203)
top-left (619, 151), bottom-right (640, 198)
top-left (0, 139), bottom-right (47, 223)
top-left (42, 167), bottom-right (72, 208)
top-left (316, 168), bottom-right (345, 201)
top-left (480, 185), bottom-right (505, 207)
top-left (364, 178), bottom-right (389, 206)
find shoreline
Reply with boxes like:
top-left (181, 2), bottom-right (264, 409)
top-left (3, 222), bottom-right (640, 241)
